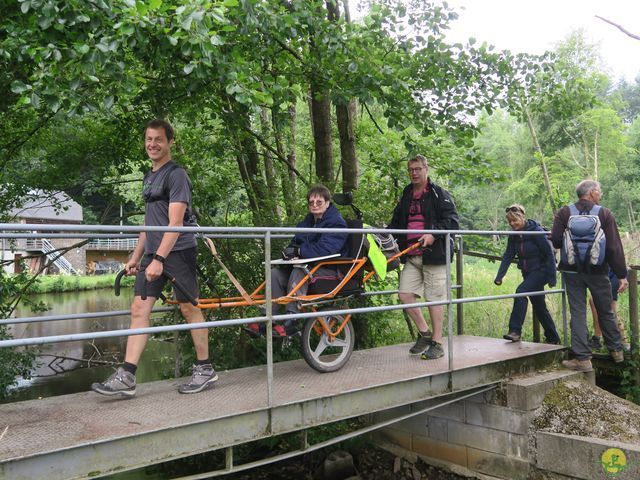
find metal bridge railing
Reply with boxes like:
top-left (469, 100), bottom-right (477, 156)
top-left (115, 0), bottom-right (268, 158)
top-left (86, 238), bottom-right (139, 250)
top-left (0, 223), bottom-right (571, 406)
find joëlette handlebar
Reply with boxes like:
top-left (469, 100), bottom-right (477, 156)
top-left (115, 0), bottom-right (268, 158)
top-left (114, 270), bottom-right (126, 297)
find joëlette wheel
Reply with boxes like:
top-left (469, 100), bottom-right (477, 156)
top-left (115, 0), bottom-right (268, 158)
top-left (301, 314), bottom-right (354, 372)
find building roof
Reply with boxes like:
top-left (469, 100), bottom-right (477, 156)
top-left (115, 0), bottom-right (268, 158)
top-left (9, 190), bottom-right (83, 223)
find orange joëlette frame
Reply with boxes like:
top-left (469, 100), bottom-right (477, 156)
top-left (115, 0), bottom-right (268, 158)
top-left (166, 242), bottom-right (421, 337)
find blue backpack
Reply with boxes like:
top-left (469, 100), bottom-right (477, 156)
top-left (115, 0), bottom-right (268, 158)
top-left (561, 204), bottom-right (606, 270)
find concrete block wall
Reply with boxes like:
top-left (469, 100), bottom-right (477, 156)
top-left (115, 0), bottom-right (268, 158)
top-left (536, 432), bottom-right (640, 480)
top-left (373, 370), bottom-right (590, 480)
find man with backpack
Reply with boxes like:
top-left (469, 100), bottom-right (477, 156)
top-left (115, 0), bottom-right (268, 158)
top-left (92, 119), bottom-right (217, 397)
top-left (551, 180), bottom-right (627, 372)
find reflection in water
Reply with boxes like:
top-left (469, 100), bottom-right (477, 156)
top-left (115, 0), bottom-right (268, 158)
top-left (5, 288), bottom-right (176, 403)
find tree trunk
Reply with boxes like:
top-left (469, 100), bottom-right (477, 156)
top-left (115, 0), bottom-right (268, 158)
top-left (225, 98), bottom-right (273, 224)
top-left (284, 104), bottom-right (298, 216)
top-left (260, 107), bottom-right (282, 222)
top-left (235, 151), bottom-right (260, 221)
top-left (307, 1), bottom-right (337, 187)
top-left (310, 82), bottom-right (334, 186)
top-left (273, 104), bottom-right (298, 218)
top-left (522, 102), bottom-right (556, 212)
top-left (593, 131), bottom-right (599, 180)
top-left (336, 99), bottom-right (358, 192)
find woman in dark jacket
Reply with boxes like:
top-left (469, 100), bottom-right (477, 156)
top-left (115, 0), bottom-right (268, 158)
top-left (494, 204), bottom-right (560, 344)
top-left (247, 185), bottom-right (348, 338)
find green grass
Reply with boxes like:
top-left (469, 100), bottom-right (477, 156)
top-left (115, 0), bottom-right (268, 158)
top-left (370, 257), bottom-right (630, 343)
top-left (455, 258), bottom-right (631, 342)
top-left (27, 273), bottom-right (134, 294)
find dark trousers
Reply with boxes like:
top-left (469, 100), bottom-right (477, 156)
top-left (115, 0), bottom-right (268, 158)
top-left (508, 270), bottom-right (560, 343)
top-left (564, 272), bottom-right (622, 360)
top-left (270, 265), bottom-right (337, 328)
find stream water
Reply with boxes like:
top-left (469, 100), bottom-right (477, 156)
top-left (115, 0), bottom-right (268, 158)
top-left (5, 288), bottom-right (175, 404)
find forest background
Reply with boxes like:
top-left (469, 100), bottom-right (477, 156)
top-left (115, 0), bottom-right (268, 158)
top-left (2, 0), bottom-right (640, 393)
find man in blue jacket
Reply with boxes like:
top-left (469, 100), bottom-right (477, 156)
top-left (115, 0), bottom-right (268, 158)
top-left (388, 155), bottom-right (459, 360)
top-left (248, 185), bottom-right (348, 337)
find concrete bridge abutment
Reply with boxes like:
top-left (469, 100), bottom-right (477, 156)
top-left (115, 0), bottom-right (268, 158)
top-left (370, 369), bottom-right (625, 480)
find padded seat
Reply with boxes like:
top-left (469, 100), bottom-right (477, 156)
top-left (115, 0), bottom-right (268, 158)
top-left (307, 219), bottom-right (365, 296)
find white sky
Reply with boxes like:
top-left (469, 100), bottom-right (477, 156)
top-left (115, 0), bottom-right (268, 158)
top-left (443, 0), bottom-right (640, 83)
top-left (348, 0), bottom-right (640, 82)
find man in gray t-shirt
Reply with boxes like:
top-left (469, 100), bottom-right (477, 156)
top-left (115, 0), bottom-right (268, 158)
top-left (142, 160), bottom-right (197, 253)
top-left (92, 119), bottom-right (217, 398)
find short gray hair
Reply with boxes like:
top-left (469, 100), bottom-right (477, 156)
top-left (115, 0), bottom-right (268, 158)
top-left (576, 180), bottom-right (600, 198)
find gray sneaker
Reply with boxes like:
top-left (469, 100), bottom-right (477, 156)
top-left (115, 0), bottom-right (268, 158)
top-left (409, 333), bottom-right (432, 355)
top-left (178, 364), bottom-right (218, 394)
top-left (91, 367), bottom-right (136, 397)
top-left (421, 342), bottom-right (444, 360)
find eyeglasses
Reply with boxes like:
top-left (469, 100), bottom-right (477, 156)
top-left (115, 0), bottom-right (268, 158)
top-left (505, 206), bottom-right (524, 214)
top-left (408, 167), bottom-right (425, 174)
top-left (308, 199), bottom-right (326, 206)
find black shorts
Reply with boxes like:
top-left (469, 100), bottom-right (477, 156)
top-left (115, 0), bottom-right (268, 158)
top-left (134, 247), bottom-right (199, 302)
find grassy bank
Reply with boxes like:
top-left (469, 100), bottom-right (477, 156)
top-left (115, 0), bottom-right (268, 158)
top-left (454, 257), bottom-right (630, 342)
top-left (27, 274), bottom-right (134, 294)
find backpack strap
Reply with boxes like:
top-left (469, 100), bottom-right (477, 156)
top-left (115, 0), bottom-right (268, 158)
top-left (588, 205), bottom-right (602, 216)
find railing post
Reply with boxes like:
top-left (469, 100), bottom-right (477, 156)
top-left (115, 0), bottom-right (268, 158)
top-left (446, 233), bottom-right (453, 374)
top-left (561, 273), bottom-right (568, 354)
top-left (532, 311), bottom-right (540, 343)
top-left (264, 231), bottom-right (273, 409)
top-left (629, 268), bottom-right (638, 355)
top-left (456, 235), bottom-right (464, 335)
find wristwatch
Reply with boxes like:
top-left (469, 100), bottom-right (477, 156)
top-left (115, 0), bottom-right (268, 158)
top-left (152, 253), bottom-right (166, 264)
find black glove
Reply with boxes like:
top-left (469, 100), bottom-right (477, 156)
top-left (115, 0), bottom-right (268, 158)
top-left (282, 245), bottom-right (300, 260)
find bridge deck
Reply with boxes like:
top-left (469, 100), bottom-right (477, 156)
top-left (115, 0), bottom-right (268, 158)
top-left (0, 335), bottom-right (563, 479)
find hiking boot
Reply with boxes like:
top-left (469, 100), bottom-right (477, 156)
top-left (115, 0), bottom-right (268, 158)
top-left (610, 350), bottom-right (624, 363)
top-left (421, 341), bottom-right (444, 360)
top-left (178, 364), bottom-right (218, 394)
top-left (503, 331), bottom-right (521, 342)
top-left (545, 338), bottom-right (561, 345)
top-left (588, 335), bottom-right (603, 349)
top-left (409, 332), bottom-right (432, 355)
top-left (561, 358), bottom-right (593, 372)
top-left (91, 367), bottom-right (136, 397)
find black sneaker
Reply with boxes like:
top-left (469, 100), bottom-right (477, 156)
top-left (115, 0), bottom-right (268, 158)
top-left (91, 367), bottom-right (136, 397)
top-left (178, 364), bottom-right (218, 394)
top-left (503, 331), bottom-right (521, 342)
top-left (421, 342), bottom-right (444, 360)
top-left (409, 332), bottom-right (432, 355)
top-left (588, 335), bottom-right (603, 349)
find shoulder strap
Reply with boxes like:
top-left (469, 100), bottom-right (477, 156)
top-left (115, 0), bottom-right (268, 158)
top-left (589, 205), bottom-right (602, 216)
top-left (161, 163), bottom-right (181, 201)
top-left (568, 204), bottom-right (580, 216)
